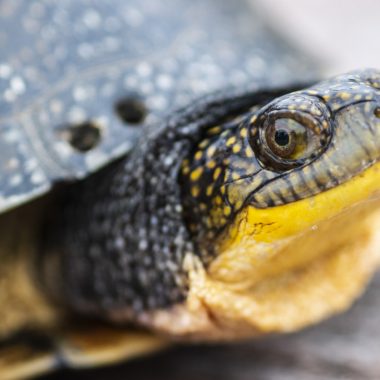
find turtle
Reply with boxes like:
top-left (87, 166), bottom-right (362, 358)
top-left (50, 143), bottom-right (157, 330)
top-left (1, 0), bottom-right (380, 379)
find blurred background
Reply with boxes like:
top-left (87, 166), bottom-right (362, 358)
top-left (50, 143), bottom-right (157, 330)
top-left (254, 0), bottom-right (379, 74)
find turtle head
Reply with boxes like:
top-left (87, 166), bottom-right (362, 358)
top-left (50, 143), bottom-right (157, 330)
top-left (178, 69), bottom-right (380, 338)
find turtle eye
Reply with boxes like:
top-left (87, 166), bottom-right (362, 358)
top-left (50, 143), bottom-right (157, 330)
top-left (265, 119), bottom-right (305, 159)
top-left (250, 108), bottom-right (331, 171)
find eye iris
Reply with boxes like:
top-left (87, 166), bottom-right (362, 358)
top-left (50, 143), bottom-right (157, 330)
top-left (274, 129), bottom-right (290, 146)
top-left (264, 119), bottom-right (304, 160)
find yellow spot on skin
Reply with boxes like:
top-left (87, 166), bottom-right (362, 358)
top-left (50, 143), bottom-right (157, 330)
top-left (199, 139), bottom-right (210, 149)
top-left (231, 172), bottom-right (240, 181)
top-left (207, 160), bottom-right (216, 169)
top-left (206, 185), bottom-right (213, 196)
top-left (191, 186), bottom-right (200, 197)
top-left (190, 167), bottom-right (203, 181)
top-left (245, 147), bottom-right (254, 158)
top-left (288, 105), bottom-right (296, 110)
top-left (223, 206), bottom-right (231, 216)
top-left (240, 128), bottom-right (248, 138)
top-left (232, 144), bottom-right (241, 153)
top-left (322, 94), bottom-right (331, 101)
top-left (339, 92), bottom-right (351, 100)
top-left (300, 104), bottom-right (308, 111)
top-left (220, 186), bottom-right (226, 195)
top-left (250, 115), bottom-right (257, 123)
top-left (208, 126), bottom-right (221, 135)
top-left (307, 90), bottom-right (318, 95)
top-left (207, 145), bottom-right (216, 158)
top-left (215, 196), bottom-right (222, 205)
top-left (213, 167), bottom-right (222, 181)
top-left (311, 106), bottom-right (322, 116)
top-left (195, 151), bottom-right (203, 160)
top-left (182, 160), bottom-right (190, 175)
top-left (354, 94), bottom-right (362, 101)
top-left (226, 136), bottom-right (236, 147)
top-left (200, 203), bottom-right (207, 211)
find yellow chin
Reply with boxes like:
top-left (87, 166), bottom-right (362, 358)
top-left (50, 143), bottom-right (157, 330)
top-left (142, 162), bottom-right (380, 340)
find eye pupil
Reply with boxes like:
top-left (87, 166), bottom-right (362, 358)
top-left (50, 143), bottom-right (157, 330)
top-left (274, 129), bottom-right (290, 146)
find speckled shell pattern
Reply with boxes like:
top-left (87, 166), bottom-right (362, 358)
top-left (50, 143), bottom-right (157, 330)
top-left (0, 0), bottom-right (317, 213)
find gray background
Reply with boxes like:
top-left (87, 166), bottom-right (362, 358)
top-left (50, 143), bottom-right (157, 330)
top-left (254, 0), bottom-right (379, 74)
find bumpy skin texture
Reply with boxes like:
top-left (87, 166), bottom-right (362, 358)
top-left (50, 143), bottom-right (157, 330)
top-left (44, 69), bottom-right (380, 322)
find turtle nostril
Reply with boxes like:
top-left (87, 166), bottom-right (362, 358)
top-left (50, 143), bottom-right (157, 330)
top-left (374, 107), bottom-right (380, 118)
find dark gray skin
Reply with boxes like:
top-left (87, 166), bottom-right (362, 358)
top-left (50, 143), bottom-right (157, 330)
top-left (42, 69), bottom-right (380, 322)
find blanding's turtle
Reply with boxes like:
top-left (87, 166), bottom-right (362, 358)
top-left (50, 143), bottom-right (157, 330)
top-left (1, 0), bottom-right (380, 379)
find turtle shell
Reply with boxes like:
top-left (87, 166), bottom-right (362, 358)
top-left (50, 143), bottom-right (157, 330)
top-left (0, 0), bottom-right (318, 213)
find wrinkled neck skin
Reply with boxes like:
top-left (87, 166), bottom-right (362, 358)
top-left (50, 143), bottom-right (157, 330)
top-left (44, 69), bottom-right (380, 340)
